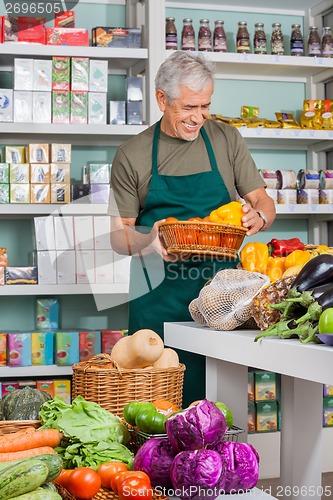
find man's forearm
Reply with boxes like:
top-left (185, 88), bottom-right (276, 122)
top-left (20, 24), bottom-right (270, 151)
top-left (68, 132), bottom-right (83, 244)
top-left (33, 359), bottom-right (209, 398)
top-left (111, 225), bottom-right (154, 256)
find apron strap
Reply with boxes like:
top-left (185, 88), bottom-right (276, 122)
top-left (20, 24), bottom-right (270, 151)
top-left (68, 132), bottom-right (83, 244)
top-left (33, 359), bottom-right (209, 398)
top-left (139, 252), bottom-right (153, 293)
top-left (152, 120), bottom-right (161, 176)
top-left (201, 126), bottom-right (219, 173)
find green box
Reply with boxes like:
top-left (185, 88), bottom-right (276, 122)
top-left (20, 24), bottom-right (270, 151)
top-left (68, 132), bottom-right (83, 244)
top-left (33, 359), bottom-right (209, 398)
top-left (0, 184), bottom-right (9, 203)
top-left (248, 370), bottom-right (255, 402)
top-left (323, 397), bottom-right (333, 427)
top-left (70, 91), bottom-right (88, 124)
top-left (248, 402), bottom-right (256, 434)
top-left (254, 370), bottom-right (280, 401)
top-left (0, 163), bottom-right (9, 183)
top-left (256, 401), bottom-right (278, 432)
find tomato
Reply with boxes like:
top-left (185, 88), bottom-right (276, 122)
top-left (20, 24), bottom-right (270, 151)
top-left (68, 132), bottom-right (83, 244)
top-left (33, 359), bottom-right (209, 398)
top-left (118, 476), bottom-right (153, 500)
top-left (98, 461), bottom-right (128, 488)
top-left (165, 217), bottom-right (178, 223)
top-left (188, 217), bottom-right (202, 221)
top-left (54, 469), bottom-right (74, 489)
top-left (135, 408), bottom-right (167, 434)
top-left (182, 230), bottom-right (198, 245)
top-left (319, 308), bottom-right (333, 334)
top-left (67, 467), bottom-right (102, 499)
top-left (198, 232), bottom-right (219, 246)
top-left (111, 470), bottom-right (150, 494)
top-left (123, 401), bottom-right (155, 426)
top-left (202, 216), bottom-right (211, 221)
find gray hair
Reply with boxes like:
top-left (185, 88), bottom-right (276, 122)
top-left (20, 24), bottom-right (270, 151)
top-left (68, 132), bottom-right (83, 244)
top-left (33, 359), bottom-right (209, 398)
top-left (155, 51), bottom-right (215, 103)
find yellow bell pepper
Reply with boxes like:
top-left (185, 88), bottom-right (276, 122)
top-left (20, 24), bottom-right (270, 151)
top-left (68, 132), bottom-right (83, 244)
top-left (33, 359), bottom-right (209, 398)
top-left (266, 256), bottom-right (285, 282)
top-left (282, 263), bottom-right (305, 279)
top-left (240, 241), bottom-right (269, 274)
top-left (209, 201), bottom-right (243, 226)
top-left (284, 249), bottom-right (311, 269)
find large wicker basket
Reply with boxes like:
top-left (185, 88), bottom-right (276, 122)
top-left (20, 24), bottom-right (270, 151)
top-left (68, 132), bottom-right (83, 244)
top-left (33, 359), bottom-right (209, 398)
top-left (72, 353), bottom-right (185, 417)
top-left (55, 483), bottom-right (168, 500)
top-left (0, 420), bottom-right (41, 434)
top-left (158, 220), bottom-right (247, 258)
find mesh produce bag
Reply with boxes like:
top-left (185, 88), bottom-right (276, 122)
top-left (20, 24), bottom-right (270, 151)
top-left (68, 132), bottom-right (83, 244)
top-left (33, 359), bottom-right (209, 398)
top-left (189, 269), bottom-right (270, 331)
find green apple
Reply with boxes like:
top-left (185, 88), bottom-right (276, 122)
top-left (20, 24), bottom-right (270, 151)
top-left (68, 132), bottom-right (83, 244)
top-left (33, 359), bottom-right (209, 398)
top-left (214, 401), bottom-right (233, 428)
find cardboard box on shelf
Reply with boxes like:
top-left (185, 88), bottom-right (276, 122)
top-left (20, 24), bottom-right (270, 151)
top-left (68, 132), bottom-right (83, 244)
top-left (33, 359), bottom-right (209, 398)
top-left (256, 401), bottom-right (278, 432)
top-left (254, 370), bottom-right (280, 401)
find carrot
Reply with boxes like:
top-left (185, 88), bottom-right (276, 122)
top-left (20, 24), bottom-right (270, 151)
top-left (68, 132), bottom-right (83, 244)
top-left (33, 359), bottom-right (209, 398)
top-left (0, 446), bottom-right (56, 462)
top-left (0, 428), bottom-right (62, 454)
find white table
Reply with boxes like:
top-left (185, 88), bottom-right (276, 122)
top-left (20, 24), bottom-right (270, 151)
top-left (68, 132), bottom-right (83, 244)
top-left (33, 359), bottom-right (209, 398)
top-left (164, 322), bottom-right (333, 500)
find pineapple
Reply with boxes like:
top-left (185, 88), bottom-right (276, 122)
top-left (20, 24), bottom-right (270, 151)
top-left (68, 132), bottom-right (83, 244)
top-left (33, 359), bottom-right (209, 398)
top-left (251, 275), bottom-right (296, 330)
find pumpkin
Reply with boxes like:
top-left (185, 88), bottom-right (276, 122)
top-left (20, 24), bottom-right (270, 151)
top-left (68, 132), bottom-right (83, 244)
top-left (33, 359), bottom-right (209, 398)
top-left (153, 348), bottom-right (179, 369)
top-left (0, 389), bottom-right (52, 420)
top-left (110, 329), bottom-right (164, 369)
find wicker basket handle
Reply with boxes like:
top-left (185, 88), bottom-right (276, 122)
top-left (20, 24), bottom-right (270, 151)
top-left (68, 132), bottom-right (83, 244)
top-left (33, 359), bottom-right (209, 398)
top-left (82, 353), bottom-right (123, 376)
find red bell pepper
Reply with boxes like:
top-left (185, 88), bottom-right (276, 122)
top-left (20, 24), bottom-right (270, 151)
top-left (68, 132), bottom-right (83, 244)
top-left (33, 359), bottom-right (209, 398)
top-left (267, 237), bottom-right (305, 257)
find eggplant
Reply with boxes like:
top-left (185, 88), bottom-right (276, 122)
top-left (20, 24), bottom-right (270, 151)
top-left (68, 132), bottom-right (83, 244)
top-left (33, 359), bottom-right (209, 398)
top-left (312, 282), bottom-right (333, 300)
top-left (292, 254), bottom-right (333, 293)
top-left (295, 286), bottom-right (333, 325)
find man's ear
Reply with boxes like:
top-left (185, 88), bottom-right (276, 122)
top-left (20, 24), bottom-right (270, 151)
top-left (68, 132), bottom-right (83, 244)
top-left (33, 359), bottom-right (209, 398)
top-left (156, 90), bottom-right (167, 112)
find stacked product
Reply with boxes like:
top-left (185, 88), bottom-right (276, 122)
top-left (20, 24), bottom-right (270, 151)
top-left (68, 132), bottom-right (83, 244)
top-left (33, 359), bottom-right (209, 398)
top-left (110, 76), bottom-right (143, 125)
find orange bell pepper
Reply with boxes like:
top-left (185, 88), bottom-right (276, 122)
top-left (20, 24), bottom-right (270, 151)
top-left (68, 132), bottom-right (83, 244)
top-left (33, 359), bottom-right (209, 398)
top-left (240, 241), bottom-right (269, 274)
top-left (266, 256), bottom-right (285, 282)
top-left (210, 201), bottom-right (243, 226)
top-left (284, 249), bottom-right (311, 269)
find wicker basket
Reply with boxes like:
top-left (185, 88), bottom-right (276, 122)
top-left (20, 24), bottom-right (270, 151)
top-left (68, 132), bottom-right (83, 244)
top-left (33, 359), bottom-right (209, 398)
top-left (55, 483), bottom-right (168, 500)
top-left (158, 220), bottom-right (247, 258)
top-left (72, 353), bottom-right (186, 417)
top-left (0, 420), bottom-right (41, 434)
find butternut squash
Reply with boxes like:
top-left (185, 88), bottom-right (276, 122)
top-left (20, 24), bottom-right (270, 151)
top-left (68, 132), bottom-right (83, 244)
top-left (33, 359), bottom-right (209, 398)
top-left (153, 348), bottom-right (179, 368)
top-left (110, 329), bottom-right (164, 369)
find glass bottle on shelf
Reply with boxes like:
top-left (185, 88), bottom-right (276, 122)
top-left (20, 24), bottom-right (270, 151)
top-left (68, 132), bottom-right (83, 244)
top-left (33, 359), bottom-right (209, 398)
top-left (308, 26), bottom-right (321, 57)
top-left (253, 22), bottom-right (267, 54)
top-left (322, 27), bottom-right (333, 58)
top-left (271, 22), bottom-right (284, 55)
top-left (213, 20), bottom-right (227, 53)
top-left (290, 23), bottom-right (304, 56)
top-left (181, 18), bottom-right (195, 51)
top-left (236, 21), bottom-right (250, 54)
top-left (198, 19), bottom-right (212, 51)
top-left (165, 17), bottom-right (177, 50)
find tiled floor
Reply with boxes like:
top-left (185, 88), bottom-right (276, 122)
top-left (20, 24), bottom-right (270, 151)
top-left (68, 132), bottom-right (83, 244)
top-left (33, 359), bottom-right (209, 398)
top-left (257, 473), bottom-right (333, 499)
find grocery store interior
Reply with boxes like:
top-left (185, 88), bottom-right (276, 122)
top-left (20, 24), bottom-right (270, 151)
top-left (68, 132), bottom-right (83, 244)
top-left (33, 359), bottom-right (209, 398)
top-left (1, 0), bottom-right (333, 499)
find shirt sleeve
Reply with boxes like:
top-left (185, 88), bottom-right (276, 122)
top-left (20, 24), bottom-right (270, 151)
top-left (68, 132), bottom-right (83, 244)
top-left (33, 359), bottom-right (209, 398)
top-left (108, 146), bottom-right (140, 218)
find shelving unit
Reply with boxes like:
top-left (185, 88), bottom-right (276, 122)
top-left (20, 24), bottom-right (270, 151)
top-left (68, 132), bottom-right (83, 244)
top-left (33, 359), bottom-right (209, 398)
top-left (0, 365), bottom-right (73, 378)
top-left (0, 284), bottom-right (129, 296)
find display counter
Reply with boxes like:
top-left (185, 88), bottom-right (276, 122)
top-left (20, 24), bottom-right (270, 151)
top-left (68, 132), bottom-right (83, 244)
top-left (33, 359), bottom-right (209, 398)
top-left (164, 322), bottom-right (333, 500)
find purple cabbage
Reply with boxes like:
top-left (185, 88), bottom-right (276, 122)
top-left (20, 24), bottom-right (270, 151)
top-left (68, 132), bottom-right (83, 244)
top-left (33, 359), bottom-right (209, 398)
top-left (133, 437), bottom-right (177, 488)
top-left (170, 449), bottom-right (222, 500)
top-left (165, 399), bottom-right (227, 452)
top-left (215, 441), bottom-right (259, 494)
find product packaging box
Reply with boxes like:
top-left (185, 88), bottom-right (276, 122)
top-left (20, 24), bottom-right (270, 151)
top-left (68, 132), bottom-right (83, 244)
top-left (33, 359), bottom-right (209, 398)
top-left (5, 266), bottom-right (37, 285)
top-left (74, 216), bottom-right (94, 250)
top-left (248, 402), bottom-right (256, 434)
top-left (52, 91), bottom-right (70, 124)
top-left (70, 91), bottom-right (88, 124)
top-left (54, 11), bottom-right (75, 28)
top-left (32, 92), bottom-right (52, 123)
top-left (110, 101), bottom-right (126, 125)
top-left (0, 267), bottom-right (4, 285)
top-left (79, 331), bottom-right (101, 361)
top-left (0, 333), bottom-right (6, 366)
top-left (89, 60), bottom-right (108, 93)
top-left (4, 16), bottom-right (46, 44)
top-left (0, 185), bottom-right (9, 204)
top-left (256, 401), bottom-right (278, 432)
top-left (92, 27), bottom-right (141, 48)
top-left (10, 163), bottom-right (30, 184)
top-left (53, 379), bottom-right (71, 403)
top-left (34, 216), bottom-right (56, 251)
top-left (88, 93), bottom-right (107, 124)
top-left (50, 144), bottom-right (71, 164)
top-left (31, 331), bottom-right (54, 365)
top-left (76, 250), bottom-right (95, 284)
top-left (33, 59), bottom-right (52, 91)
top-left (56, 250), bottom-right (76, 284)
top-left (126, 76), bottom-right (143, 101)
top-left (324, 384), bottom-right (333, 397)
top-left (37, 380), bottom-right (54, 397)
top-left (126, 101), bottom-right (142, 125)
top-left (95, 250), bottom-right (113, 284)
top-left (0, 248), bottom-right (8, 267)
top-left (2, 381), bottom-right (20, 397)
top-left (19, 380), bottom-right (37, 390)
top-left (4, 145), bottom-right (26, 164)
top-left (323, 397), bottom-right (333, 427)
top-left (90, 183), bottom-right (110, 204)
top-left (14, 58), bottom-right (33, 91)
top-left (46, 28), bottom-right (89, 46)
top-left (31, 184), bottom-right (51, 203)
top-left (10, 184), bottom-right (30, 203)
top-left (248, 370), bottom-right (255, 402)
top-left (30, 164), bottom-right (50, 184)
top-left (254, 370), bottom-right (280, 401)
top-left (13, 91), bottom-right (33, 122)
top-left (37, 250), bottom-right (57, 285)
top-left (0, 163), bottom-right (9, 183)
top-left (55, 331), bottom-right (79, 365)
top-left (8, 332), bottom-right (32, 366)
top-left (0, 89), bottom-right (13, 122)
top-left (93, 216), bottom-right (112, 250)
top-left (89, 163), bottom-right (110, 184)
top-left (51, 183), bottom-right (70, 204)
top-left (71, 58), bottom-right (89, 91)
top-left (113, 253), bottom-right (131, 283)
top-left (101, 330), bottom-right (124, 354)
top-left (52, 57), bottom-right (70, 91)
top-left (71, 183), bottom-right (90, 201)
top-left (50, 163), bottom-right (70, 184)
top-left (54, 216), bottom-right (74, 250)
top-left (36, 297), bottom-right (59, 330)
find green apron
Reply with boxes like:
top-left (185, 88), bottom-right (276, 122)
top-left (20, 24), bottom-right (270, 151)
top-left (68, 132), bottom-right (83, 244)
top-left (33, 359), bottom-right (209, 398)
top-left (128, 120), bottom-right (236, 407)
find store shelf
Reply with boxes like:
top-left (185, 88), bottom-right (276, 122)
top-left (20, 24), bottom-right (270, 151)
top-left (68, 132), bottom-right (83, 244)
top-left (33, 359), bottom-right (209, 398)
top-left (166, 0), bottom-right (316, 14)
top-left (0, 45), bottom-right (148, 70)
top-left (239, 127), bottom-right (333, 150)
top-left (0, 365), bottom-right (72, 378)
top-left (0, 284), bottom-right (129, 296)
top-left (0, 204), bottom-right (108, 216)
top-left (275, 204), bottom-right (333, 221)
